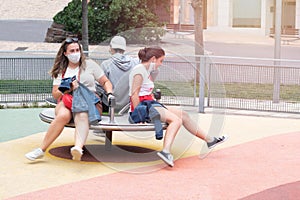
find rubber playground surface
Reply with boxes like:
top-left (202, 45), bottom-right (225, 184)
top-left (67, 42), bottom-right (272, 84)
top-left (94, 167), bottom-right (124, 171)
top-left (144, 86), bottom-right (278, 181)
top-left (1, 108), bottom-right (300, 200)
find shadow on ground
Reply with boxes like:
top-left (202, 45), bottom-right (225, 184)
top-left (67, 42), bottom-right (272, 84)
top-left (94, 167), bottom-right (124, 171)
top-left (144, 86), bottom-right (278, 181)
top-left (49, 144), bottom-right (159, 163)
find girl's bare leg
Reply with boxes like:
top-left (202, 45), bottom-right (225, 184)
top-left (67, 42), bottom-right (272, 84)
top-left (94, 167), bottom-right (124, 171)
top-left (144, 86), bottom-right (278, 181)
top-left (40, 102), bottom-right (72, 151)
top-left (154, 107), bottom-right (182, 152)
top-left (166, 106), bottom-right (211, 142)
top-left (73, 112), bottom-right (89, 149)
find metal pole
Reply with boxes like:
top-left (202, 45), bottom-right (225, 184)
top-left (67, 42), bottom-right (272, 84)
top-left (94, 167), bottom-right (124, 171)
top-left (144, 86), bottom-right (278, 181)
top-left (273, 0), bottom-right (282, 103)
top-left (198, 55), bottom-right (205, 113)
top-left (82, 0), bottom-right (89, 56)
top-left (274, 0), bottom-right (282, 59)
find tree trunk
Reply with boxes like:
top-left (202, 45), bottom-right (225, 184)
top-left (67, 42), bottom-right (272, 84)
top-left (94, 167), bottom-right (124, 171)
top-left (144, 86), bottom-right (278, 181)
top-left (82, 0), bottom-right (89, 56)
top-left (191, 0), bottom-right (204, 83)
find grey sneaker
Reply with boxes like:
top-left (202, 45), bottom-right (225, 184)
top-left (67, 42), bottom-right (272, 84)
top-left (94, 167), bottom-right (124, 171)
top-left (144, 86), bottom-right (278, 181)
top-left (25, 148), bottom-right (44, 161)
top-left (207, 135), bottom-right (228, 149)
top-left (70, 146), bottom-right (83, 161)
top-left (157, 151), bottom-right (174, 167)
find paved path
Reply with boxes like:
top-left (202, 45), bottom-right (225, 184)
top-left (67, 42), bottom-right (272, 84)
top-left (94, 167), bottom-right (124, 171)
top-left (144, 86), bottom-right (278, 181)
top-left (0, 0), bottom-right (71, 20)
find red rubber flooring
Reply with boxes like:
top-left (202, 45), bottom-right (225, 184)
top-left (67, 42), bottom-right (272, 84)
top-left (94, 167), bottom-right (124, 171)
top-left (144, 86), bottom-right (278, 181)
top-left (6, 132), bottom-right (300, 200)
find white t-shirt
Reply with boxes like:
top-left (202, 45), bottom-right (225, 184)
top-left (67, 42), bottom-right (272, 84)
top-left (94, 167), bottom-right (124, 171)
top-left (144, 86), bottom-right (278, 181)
top-left (53, 59), bottom-right (104, 92)
top-left (64, 66), bottom-right (79, 79)
top-left (129, 64), bottom-right (154, 96)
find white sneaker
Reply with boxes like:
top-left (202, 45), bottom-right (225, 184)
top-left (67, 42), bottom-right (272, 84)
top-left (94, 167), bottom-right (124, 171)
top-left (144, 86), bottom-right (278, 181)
top-left (25, 148), bottom-right (44, 161)
top-left (70, 146), bottom-right (83, 161)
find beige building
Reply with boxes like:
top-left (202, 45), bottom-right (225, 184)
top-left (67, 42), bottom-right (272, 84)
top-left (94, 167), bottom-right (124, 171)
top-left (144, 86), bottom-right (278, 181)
top-left (169, 0), bottom-right (299, 36)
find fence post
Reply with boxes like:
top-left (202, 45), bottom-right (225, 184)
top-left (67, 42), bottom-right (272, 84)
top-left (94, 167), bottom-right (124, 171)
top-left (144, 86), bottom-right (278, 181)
top-left (273, 0), bottom-right (282, 103)
top-left (273, 64), bottom-right (281, 103)
top-left (198, 55), bottom-right (206, 113)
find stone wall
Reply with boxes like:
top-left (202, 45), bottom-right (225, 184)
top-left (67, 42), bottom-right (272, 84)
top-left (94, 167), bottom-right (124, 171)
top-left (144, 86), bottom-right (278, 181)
top-left (44, 22), bottom-right (78, 43)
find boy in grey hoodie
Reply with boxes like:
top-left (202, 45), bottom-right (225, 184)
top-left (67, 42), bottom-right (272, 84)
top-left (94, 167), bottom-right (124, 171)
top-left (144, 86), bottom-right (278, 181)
top-left (96, 36), bottom-right (139, 113)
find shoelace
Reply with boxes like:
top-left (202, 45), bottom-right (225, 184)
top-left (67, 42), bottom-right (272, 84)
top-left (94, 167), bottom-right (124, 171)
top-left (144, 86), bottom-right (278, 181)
top-left (33, 150), bottom-right (42, 156)
top-left (215, 136), bottom-right (224, 142)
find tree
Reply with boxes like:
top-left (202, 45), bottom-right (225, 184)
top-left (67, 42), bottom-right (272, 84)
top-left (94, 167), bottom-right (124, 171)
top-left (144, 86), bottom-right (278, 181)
top-left (53, 0), bottom-right (82, 36)
top-left (82, 0), bottom-right (89, 55)
top-left (89, 0), bottom-right (167, 44)
top-left (192, 0), bottom-right (207, 113)
top-left (191, 0), bottom-right (204, 83)
top-left (53, 0), bottom-right (169, 44)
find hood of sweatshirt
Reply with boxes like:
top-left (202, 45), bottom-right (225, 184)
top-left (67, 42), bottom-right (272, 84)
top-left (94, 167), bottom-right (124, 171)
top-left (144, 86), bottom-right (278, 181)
top-left (111, 53), bottom-right (138, 72)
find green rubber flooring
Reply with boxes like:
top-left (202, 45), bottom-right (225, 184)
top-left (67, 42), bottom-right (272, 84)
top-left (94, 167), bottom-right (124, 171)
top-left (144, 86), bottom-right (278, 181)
top-left (0, 108), bottom-right (49, 142)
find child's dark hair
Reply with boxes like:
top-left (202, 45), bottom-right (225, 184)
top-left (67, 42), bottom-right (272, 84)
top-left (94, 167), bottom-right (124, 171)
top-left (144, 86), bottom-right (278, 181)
top-left (138, 46), bottom-right (165, 62)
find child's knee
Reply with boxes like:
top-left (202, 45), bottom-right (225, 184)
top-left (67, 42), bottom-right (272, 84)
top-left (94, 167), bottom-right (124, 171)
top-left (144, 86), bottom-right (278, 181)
top-left (56, 112), bottom-right (72, 122)
top-left (173, 117), bottom-right (182, 128)
top-left (74, 112), bottom-right (88, 120)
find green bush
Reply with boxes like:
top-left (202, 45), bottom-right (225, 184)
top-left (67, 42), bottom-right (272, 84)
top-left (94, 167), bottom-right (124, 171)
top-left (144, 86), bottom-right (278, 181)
top-left (53, 0), bottom-right (169, 44)
top-left (53, 0), bottom-right (83, 36)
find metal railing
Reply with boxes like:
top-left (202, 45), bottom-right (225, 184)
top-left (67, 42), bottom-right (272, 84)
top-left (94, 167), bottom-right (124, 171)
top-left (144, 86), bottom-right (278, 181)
top-left (1, 51), bottom-right (300, 114)
top-left (0, 51), bottom-right (198, 107)
top-left (200, 55), bottom-right (300, 113)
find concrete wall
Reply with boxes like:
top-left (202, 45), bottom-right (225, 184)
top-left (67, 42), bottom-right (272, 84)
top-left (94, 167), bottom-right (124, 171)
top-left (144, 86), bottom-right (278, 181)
top-left (217, 0), bottom-right (233, 28)
top-left (296, 0), bottom-right (300, 30)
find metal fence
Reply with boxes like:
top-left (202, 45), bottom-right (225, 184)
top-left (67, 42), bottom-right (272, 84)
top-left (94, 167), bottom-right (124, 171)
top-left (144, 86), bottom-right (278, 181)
top-left (1, 51), bottom-right (300, 114)
top-left (202, 55), bottom-right (300, 113)
top-left (0, 51), bottom-right (198, 106)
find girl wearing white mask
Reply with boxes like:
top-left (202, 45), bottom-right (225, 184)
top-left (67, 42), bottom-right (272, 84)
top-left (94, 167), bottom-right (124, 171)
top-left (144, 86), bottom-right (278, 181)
top-left (25, 38), bottom-right (113, 162)
top-left (129, 46), bottom-right (228, 167)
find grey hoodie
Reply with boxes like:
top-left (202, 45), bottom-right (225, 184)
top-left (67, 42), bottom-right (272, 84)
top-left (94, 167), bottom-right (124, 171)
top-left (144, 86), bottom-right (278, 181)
top-left (99, 53), bottom-right (139, 111)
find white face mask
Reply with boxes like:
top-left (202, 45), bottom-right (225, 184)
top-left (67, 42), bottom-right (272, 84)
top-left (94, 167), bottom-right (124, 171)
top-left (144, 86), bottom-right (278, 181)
top-left (148, 62), bottom-right (156, 73)
top-left (67, 52), bottom-right (81, 64)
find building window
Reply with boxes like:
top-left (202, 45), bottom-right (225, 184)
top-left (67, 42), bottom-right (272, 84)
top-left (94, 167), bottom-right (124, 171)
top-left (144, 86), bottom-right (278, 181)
top-left (232, 0), bottom-right (261, 28)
